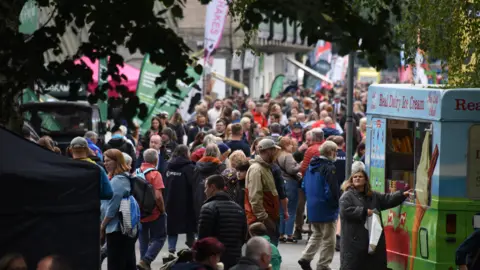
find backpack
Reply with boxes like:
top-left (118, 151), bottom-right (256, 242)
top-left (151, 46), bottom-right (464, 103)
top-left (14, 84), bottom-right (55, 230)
top-left (129, 168), bottom-right (157, 218)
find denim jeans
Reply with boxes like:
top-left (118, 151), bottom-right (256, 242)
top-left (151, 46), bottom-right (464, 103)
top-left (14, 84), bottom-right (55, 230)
top-left (279, 179), bottom-right (299, 236)
top-left (139, 213), bottom-right (167, 264)
top-left (167, 233), bottom-right (196, 253)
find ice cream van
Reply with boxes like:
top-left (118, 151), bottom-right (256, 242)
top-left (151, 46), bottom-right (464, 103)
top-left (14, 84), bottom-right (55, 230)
top-left (365, 84), bottom-right (480, 270)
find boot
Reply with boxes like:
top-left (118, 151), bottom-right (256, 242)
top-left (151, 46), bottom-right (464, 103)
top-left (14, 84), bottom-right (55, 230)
top-left (335, 234), bottom-right (341, 251)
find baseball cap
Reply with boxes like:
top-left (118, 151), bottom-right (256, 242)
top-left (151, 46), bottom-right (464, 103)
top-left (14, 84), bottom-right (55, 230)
top-left (70, 137), bottom-right (88, 148)
top-left (257, 139), bottom-right (281, 151)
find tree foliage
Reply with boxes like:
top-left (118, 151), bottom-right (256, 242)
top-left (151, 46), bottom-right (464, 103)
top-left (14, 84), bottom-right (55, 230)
top-left (0, 0), bottom-right (199, 130)
top-left (1, 0), bottom-right (406, 132)
top-left (232, 0), bottom-right (403, 68)
top-left (399, 0), bottom-right (480, 87)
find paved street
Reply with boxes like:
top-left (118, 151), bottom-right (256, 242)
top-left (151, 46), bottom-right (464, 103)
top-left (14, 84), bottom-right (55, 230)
top-left (101, 233), bottom-right (340, 269)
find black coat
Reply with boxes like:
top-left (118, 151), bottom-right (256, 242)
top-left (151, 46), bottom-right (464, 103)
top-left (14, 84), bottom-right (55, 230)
top-left (339, 188), bottom-right (406, 270)
top-left (192, 157), bottom-right (226, 221)
top-left (198, 192), bottom-right (247, 269)
top-left (187, 124), bottom-right (212, 145)
top-left (165, 157), bottom-right (196, 235)
top-left (103, 137), bottom-right (136, 167)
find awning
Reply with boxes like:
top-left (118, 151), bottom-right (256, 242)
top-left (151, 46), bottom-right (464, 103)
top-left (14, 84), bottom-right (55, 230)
top-left (286, 57), bottom-right (333, 85)
top-left (211, 72), bottom-right (249, 96)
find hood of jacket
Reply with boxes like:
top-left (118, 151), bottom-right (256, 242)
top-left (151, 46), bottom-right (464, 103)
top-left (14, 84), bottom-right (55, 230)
top-left (204, 191), bottom-right (231, 204)
top-left (167, 156), bottom-right (194, 170)
top-left (308, 156), bottom-right (334, 171)
top-left (249, 155), bottom-right (271, 168)
top-left (107, 137), bottom-right (127, 148)
top-left (196, 156), bottom-right (222, 174)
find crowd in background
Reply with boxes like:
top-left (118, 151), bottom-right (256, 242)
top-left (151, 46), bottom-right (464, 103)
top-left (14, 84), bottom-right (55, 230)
top-left (3, 82), bottom-right (478, 270)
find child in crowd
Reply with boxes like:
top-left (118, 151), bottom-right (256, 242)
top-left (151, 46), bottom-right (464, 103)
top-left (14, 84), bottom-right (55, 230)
top-left (249, 222), bottom-right (282, 270)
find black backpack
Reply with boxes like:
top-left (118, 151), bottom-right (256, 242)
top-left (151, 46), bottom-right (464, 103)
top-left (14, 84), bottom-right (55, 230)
top-left (128, 168), bottom-right (157, 218)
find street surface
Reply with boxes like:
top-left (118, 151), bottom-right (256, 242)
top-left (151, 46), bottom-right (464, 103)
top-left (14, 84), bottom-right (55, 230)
top-left (101, 233), bottom-right (341, 270)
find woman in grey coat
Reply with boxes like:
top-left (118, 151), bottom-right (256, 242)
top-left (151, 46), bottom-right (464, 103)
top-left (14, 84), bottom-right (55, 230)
top-left (339, 162), bottom-right (410, 270)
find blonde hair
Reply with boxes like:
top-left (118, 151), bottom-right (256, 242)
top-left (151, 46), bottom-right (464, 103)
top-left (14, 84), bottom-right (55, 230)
top-left (229, 150), bottom-right (247, 169)
top-left (319, 141), bottom-right (337, 156)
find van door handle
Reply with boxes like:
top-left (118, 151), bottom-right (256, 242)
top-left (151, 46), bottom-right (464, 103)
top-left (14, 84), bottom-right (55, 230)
top-left (445, 237), bottom-right (456, 243)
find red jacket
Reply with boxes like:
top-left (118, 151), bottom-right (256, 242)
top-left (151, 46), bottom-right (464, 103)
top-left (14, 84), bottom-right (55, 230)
top-left (300, 142), bottom-right (324, 175)
top-left (251, 110), bottom-right (268, 128)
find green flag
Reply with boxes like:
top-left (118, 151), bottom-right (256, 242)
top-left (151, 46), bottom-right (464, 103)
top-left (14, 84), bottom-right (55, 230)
top-left (270, 74), bottom-right (285, 98)
top-left (19, 0), bottom-right (38, 34)
top-left (135, 54), bottom-right (202, 133)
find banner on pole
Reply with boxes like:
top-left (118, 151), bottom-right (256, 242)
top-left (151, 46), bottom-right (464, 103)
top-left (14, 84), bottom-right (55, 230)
top-left (204, 0), bottom-right (229, 59)
top-left (270, 74), bottom-right (285, 99)
top-left (135, 54), bottom-right (203, 133)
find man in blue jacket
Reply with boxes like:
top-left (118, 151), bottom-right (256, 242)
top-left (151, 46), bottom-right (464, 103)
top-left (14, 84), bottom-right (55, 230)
top-left (330, 135), bottom-right (346, 251)
top-left (456, 216), bottom-right (480, 270)
top-left (298, 141), bottom-right (340, 270)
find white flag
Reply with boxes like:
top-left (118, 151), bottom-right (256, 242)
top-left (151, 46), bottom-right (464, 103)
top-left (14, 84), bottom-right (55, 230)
top-left (204, 0), bottom-right (229, 59)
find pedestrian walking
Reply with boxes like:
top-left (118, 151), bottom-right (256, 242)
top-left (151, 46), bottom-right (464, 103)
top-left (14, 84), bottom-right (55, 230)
top-left (164, 145), bottom-right (197, 256)
top-left (245, 138), bottom-right (280, 244)
top-left (104, 125), bottom-right (136, 167)
top-left (193, 144), bottom-right (226, 221)
top-left (136, 148), bottom-right (167, 270)
top-left (295, 129), bottom-right (324, 240)
top-left (298, 141), bottom-right (340, 270)
top-left (276, 137), bottom-right (301, 244)
top-left (339, 162), bottom-right (410, 270)
top-left (102, 149), bottom-right (137, 270)
top-left (198, 175), bottom-right (247, 269)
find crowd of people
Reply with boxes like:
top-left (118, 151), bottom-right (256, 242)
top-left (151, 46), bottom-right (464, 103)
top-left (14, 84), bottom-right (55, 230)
top-left (3, 85), bottom-right (478, 270)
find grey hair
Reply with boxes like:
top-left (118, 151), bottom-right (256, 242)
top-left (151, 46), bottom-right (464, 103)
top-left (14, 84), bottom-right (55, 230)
top-left (245, 236), bottom-right (271, 262)
top-left (204, 143), bottom-right (220, 158)
top-left (203, 134), bottom-right (218, 146)
top-left (84, 131), bottom-right (98, 140)
top-left (311, 128), bottom-right (324, 142)
top-left (232, 110), bottom-right (241, 119)
top-left (122, 153), bottom-right (133, 167)
top-left (320, 141), bottom-right (337, 157)
top-left (143, 148), bottom-right (159, 164)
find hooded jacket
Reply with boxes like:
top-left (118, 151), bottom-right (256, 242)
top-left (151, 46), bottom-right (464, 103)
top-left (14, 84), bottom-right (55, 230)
top-left (198, 191), bottom-right (247, 269)
top-left (302, 156), bottom-right (340, 223)
top-left (104, 135), bottom-right (136, 167)
top-left (165, 156), bottom-right (197, 234)
top-left (245, 156), bottom-right (279, 224)
top-left (193, 156), bottom-right (226, 221)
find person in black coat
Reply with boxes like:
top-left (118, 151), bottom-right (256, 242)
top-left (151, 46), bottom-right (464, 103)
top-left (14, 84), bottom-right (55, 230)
top-left (339, 162), bottom-right (410, 270)
top-left (187, 115), bottom-right (211, 145)
top-left (198, 175), bottom-right (247, 270)
top-left (165, 145), bottom-right (197, 254)
top-left (103, 125), bottom-right (136, 167)
top-left (192, 145), bottom-right (226, 222)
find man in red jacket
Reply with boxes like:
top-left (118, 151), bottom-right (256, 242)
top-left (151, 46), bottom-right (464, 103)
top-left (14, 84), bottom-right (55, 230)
top-left (294, 128), bottom-right (325, 240)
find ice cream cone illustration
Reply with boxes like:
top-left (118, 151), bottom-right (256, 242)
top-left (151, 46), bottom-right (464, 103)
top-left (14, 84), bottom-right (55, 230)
top-left (409, 135), bottom-right (438, 270)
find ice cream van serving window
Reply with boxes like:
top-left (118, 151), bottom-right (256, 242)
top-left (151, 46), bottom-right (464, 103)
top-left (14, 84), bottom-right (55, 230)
top-left (386, 119), bottom-right (433, 206)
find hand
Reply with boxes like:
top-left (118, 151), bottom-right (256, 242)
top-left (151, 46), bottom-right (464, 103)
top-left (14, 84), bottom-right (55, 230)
top-left (458, 265), bottom-right (468, 270)
top-left (403, 189), bottom-right (413, 197)
top-left (299, 143), bottom-right (308, 151)
top-left (367, 209), bottom-right (374, 216)
top-left (100, 225), bottom-right (106, 242)
top-left (283, 211), bottom-right (289, 221)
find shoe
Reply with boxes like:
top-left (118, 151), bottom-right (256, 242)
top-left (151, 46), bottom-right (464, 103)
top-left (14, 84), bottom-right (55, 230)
top-left (137, 260), bottom-right (151, 270)
top-left (279, 236), bottom-right (287, 243)
top-left (286, 238), bottom-right (298, 243)
top-left (298, 259), bottom-right (312, 270)
top-left (293, 230), bottom-right (303, 240)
